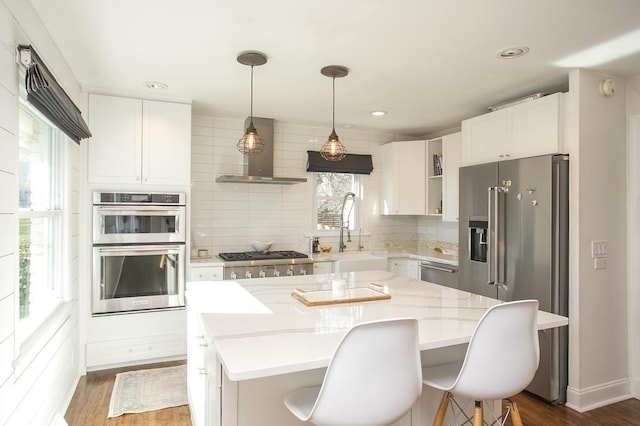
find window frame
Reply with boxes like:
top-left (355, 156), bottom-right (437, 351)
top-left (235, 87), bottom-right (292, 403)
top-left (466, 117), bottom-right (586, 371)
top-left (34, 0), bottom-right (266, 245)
top-left (16, 91), bottom-right (69, 342)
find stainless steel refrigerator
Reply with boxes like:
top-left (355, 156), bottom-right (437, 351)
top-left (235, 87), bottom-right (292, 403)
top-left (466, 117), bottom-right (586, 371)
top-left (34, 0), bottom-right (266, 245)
top-left (458, 154), bottom-right (569, 404)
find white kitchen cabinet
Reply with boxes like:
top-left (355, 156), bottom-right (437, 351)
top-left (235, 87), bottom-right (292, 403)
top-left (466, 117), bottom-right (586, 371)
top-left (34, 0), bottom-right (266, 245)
top-left (88, 94), bottom-right (191, 185)
top-left (388, 258), bottom-right (420, 280)
top-left (507, 92), bottom-right (561, 158)
top-left (190, 265), bottom-right (224, 281)
top-left (381, 140), bottom-right (426, 215)
top-left (313, 261), bottom-right (333, 274)
top-left (461, 92), bottom-right (563, 166)
top-left (442, 132), bottom-right (461, 222)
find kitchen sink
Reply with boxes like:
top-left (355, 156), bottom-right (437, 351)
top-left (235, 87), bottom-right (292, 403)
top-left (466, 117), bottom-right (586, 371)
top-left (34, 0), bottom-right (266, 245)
top-left (332, 252), bottom-right (388, 273)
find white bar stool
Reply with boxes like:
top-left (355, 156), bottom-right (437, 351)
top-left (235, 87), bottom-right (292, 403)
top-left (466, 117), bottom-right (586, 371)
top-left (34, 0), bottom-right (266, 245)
top-left (284, 318), bottom-right (422, 426)
top-left (423, 300), bottom-right (540, 426)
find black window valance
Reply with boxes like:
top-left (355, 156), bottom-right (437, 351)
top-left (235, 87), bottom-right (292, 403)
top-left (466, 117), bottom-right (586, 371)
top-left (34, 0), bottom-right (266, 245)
top-left (306, 151), bottom-right (374, 175)
top-left (18, 45), bottom-right (91, 144)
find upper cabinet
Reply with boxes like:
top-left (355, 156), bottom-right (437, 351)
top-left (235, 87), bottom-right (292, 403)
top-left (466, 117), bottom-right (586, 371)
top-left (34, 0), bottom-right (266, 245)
top-left (381, 140), bottom-right (426, 215)
top-left (381, 135), bottom-right (459, 219)
top-left (88, 94), bottom-right (191, 186)
top-left (461, 92), bottom-right (563, 166)
top-left (442, 132), bottom-right (461, 222)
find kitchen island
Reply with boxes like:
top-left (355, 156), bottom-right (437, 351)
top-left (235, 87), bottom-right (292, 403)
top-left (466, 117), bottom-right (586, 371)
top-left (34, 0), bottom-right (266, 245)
top-left (187, 270), bottom-right (568, 426)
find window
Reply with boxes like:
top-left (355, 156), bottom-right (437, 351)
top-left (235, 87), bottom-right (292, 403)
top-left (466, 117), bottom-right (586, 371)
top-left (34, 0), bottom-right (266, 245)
top-left (314, 172), bottom-right (359, 232)
top-left (18, 99), bottom-right (66, 334)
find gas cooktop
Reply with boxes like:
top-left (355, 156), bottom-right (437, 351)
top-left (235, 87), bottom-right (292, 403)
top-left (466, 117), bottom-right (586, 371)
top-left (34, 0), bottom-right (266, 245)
top-left (218, 250), bottom-right (309, 262)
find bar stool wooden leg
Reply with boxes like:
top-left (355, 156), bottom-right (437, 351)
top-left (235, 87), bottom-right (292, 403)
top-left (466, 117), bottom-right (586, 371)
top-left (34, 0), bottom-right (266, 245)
top-left (432, 391), bottom-right (450, 426)
top-left (472, 400), bottom-right (483, 426)
top-left (507, 399), bottom-right (523, 426)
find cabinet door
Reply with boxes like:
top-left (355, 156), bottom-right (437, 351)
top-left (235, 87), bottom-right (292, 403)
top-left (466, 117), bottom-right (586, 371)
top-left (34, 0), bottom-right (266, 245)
top-left (442, 132), bottom-right (461, 222)
top-left (407, 259), bottom-right (420, 280)
top-left (313, 262), bottom-right (333, 274)
top-left (88, 95), bottom-right (143, 183)
top-left (388, 259), bottom-right (409, 276)
top-left (142, 100), bottom-right (191, 185)
top-left (381, 141), bottom-right (426, 215)
top-left (461, 109), bottom-right (507, 165)
top-left (508, 93), bottom-right (561, 159)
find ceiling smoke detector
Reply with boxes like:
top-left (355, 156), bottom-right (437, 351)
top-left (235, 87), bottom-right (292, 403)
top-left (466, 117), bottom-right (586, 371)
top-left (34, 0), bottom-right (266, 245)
top-left (496, 46), bottom-right (530, 59)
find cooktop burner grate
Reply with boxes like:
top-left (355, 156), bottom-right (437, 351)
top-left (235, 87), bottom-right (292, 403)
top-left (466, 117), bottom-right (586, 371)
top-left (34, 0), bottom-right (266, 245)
top-left (218, 250), bottom-right (309, 261)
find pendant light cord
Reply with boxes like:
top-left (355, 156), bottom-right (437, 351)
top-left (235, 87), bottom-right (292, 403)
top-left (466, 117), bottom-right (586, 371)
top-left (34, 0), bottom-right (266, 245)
top-left (332, 76), bottom-right (336, 131)
top-left (250, 64), bottom-right (254, 122)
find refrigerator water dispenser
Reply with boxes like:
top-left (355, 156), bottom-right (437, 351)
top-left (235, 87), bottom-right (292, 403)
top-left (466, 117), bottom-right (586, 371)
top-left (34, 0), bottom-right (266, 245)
top-left (468, 217), bottom-right (488, 262)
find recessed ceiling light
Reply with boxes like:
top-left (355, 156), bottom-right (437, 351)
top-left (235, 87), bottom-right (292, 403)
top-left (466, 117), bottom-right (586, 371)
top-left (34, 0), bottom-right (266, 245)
top-left (370, 110), bottom-right (387, 117)
top-left (496, 46), bottom-right (530, 59)
top-left (144, 81), bottom-right (168, 89)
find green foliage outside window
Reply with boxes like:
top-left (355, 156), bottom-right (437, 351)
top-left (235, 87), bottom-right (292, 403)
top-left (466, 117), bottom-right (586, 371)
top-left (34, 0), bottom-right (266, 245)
top-left (19, 218), bottom-right (31, 318)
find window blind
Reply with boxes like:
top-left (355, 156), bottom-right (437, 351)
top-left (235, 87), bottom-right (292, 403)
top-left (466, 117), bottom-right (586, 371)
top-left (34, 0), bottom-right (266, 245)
top-left (306, 151), bottom-right (374, 175)
top-left (18, 45), bottom-right (91, 144)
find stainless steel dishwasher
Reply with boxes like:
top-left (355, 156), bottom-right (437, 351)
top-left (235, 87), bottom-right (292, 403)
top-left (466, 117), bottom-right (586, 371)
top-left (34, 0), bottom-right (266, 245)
top-left (420, 260), bottom-right (458, 289)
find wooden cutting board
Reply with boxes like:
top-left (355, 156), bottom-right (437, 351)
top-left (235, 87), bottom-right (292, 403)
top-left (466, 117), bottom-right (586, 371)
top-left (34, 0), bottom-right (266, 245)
top-left (291, 284), bottom-right (391, 306)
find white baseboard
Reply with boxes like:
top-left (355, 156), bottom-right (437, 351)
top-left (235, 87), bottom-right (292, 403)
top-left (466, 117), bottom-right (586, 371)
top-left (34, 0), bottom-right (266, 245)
top-left (566, 378), bottom-right (632, 412)
top-left (629, 376), bottom-right (640, 398)
top-left (55, 373), bottom-right (80, 422)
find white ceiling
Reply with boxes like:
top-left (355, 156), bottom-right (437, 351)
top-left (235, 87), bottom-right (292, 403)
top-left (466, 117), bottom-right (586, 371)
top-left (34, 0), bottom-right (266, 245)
top-left (29, 0), bottom-right (640, 137)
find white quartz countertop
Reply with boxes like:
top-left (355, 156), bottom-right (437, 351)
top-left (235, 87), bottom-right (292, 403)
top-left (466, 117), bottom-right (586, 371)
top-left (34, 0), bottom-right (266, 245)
top-left (192, 271), bottom-right (567, 381)
top-left (388, 250), bottom-right (459, 266)
top-left (312, 249), bottom-right (459, 266)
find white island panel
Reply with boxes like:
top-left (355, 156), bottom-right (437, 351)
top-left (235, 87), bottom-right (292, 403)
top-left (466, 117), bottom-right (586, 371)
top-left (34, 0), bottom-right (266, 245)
top-left (190, 271), bottom-right (568, 426)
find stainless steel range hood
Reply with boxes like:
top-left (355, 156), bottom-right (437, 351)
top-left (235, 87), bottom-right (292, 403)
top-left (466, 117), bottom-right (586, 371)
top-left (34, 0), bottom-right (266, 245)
top-left (216, 117), bottom-right (307, 184)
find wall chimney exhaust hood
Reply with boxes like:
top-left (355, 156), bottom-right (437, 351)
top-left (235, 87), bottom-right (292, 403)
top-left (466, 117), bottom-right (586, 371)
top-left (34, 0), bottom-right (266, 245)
top-left (216, 117), bottom-right (307, 184)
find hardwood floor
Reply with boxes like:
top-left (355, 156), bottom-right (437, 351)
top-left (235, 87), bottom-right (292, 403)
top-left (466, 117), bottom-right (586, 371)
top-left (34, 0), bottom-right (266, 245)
top-left (65, 362), bottom-right (640, 426)
top-left (64, 360), bottom-right (191, 426)
top-left (505, 392), bottom-right (640, 425)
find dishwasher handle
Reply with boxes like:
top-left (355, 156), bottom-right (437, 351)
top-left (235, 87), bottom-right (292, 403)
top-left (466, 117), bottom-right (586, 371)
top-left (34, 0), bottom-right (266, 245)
top-left (420, 262), bottom-right (457, 273)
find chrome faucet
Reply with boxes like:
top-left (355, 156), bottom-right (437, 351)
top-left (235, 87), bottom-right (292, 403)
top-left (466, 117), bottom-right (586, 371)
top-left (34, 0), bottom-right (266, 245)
top-left (339, 192), bottom-right (356, 253)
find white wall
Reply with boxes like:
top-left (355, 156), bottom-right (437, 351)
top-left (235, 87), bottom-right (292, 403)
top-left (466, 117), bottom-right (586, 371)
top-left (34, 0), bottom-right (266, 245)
top-left (565, 70), bottom-right (630, 411)
top-left (627, 76), bottom-right (640, 398)
top-left (0, 1), bottom-right (82, 424)
top-left (190, 116), bottom-right (437, 255)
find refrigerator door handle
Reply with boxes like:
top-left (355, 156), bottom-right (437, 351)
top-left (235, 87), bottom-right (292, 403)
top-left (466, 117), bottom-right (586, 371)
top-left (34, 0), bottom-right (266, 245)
top-left (487, 187), bottom-right (496, 285)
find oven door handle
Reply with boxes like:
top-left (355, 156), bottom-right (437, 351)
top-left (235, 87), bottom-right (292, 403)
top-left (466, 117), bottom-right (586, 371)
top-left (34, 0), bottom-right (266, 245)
top-left (96, 246), bottom-right (182, 256)
top-left (95, 206), bottom-right (184, 215)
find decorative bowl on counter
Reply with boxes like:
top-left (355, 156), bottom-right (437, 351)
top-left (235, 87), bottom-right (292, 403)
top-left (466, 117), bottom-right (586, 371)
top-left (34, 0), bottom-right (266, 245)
top-left (319, 246), bottom-right (332, 253)
top-left (251, 241), bottom-right (273, 253)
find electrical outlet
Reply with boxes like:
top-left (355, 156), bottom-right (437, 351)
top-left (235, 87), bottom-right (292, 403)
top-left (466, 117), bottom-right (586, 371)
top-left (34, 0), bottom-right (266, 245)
top-left (594, 258), bottom-right (607, 270)
top-left (591, 240), bottom-right (608, 258)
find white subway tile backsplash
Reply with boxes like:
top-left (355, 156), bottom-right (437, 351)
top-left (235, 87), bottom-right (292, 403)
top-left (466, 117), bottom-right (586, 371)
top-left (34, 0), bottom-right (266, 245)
top-left (192, 125), bottom-right (214, 137)
top-left (190, 117), bottom-right (453, 255)
top-left (192, 115), bottom-right (215, 127)
top-left (213, 117), bottom-right (243, 130)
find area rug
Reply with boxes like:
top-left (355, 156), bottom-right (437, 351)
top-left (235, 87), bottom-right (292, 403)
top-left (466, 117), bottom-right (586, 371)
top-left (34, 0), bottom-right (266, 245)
top-left (108, 365), bottom-right (188, 418)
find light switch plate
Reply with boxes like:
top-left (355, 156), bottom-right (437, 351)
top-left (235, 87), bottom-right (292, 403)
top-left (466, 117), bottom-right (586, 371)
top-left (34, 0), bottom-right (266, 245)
top-left (594, 258), bottom-right (607, 270)
top-left (591, 240), bottom-right (608, 258)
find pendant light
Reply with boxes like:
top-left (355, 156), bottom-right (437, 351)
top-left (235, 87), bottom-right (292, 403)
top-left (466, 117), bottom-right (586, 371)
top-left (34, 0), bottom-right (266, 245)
top-left (320, 65), bottom-right (349, 161)
top-left (237, 51), bottom-right (267, 155)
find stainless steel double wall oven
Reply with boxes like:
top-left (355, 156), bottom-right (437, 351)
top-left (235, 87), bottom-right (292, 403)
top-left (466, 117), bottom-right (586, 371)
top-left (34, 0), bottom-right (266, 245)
top-left (92, 191), bottom-right (186, 314)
